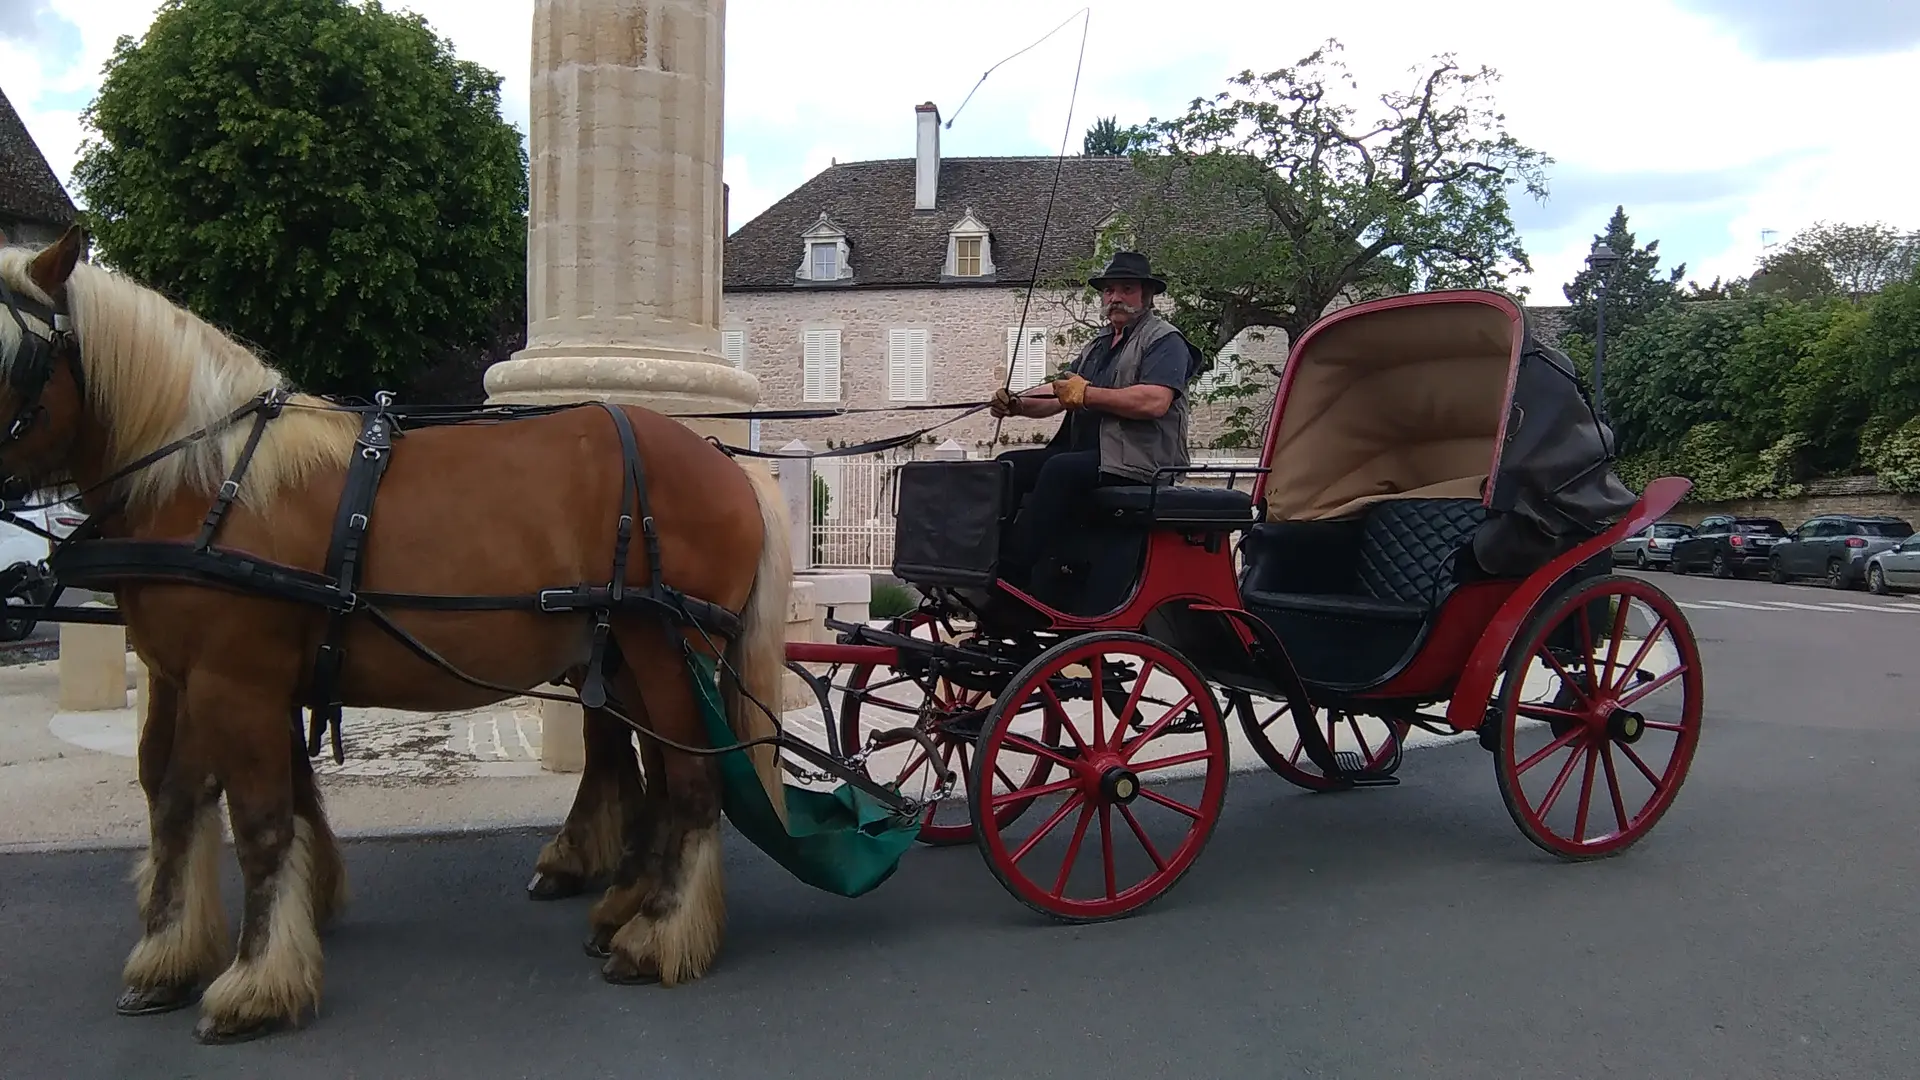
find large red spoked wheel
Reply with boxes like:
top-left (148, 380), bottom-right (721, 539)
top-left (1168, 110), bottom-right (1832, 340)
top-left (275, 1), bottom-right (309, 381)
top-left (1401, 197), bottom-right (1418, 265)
top-left (1492, 574), bottom-right (1704, 859)
top-left (838, 611), bottom-right (1059, 845)
top-left (1229, 691), bottom-right (1410, 791)
top-left (971, 632), bottom-right (1229, 922)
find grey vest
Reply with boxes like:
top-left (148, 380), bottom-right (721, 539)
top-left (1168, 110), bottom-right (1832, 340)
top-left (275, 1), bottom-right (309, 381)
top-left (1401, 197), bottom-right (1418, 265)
top-left (1069, 311), bottom-right (1192, 484)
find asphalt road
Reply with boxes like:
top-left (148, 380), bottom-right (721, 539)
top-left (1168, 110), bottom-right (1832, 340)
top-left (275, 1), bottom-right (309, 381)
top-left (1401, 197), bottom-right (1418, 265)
top-left (4, 570), bottom-right (1919, 1079)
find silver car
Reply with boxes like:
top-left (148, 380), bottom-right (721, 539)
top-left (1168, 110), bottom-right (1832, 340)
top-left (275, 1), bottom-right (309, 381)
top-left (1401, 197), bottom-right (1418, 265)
top-left (1613, 521), bottom-right (1693, 571)
top-left (1866, 535), bottom-right (1920, 595)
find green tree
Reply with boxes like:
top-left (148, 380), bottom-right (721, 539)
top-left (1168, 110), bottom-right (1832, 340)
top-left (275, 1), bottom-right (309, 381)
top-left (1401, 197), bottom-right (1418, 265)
top-left (1081, 116), bottom-right (1137, 156)
top-left (1560, 205), bottom-right (1685, 342)
top-left (71, 0), bottom-right (529, 395)
top-left (1756, 221), bottom-right (1920, 302)
top-left (1085, 40), bottom-right (1549, 358)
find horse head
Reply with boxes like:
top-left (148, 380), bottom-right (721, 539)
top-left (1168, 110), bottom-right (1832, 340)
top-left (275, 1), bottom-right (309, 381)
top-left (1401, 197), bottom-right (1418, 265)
top-left (0, 224), bottom-right (88, 498)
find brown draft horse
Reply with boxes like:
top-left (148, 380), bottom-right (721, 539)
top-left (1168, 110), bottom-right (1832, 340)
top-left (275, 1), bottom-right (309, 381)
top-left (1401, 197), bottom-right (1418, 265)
top-left (0, 227), bottom-right (793, 1043)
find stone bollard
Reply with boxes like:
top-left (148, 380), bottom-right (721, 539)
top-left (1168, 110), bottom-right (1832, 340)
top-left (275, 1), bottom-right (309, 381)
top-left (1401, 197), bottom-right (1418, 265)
top-left (538, 683), bottom-right (584, 774)
top-left (795, 571), bottom-right (872, 632)
top-left (134, 660), bottom-right (150, 734)
top-left (58, 603), bottom-right (128, 712)
top-left (781, 580), bottom-right (818, 712)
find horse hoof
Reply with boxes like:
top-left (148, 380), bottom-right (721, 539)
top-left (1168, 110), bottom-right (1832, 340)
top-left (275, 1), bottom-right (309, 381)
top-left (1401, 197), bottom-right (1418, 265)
top-left (582, 935), bottom-right (611, 960)
top-left (192, 1015), bottom-right (282, 1045)
top-left (600, 955), bottom-right (660, 986)
top-left (116, 983), bottom-right (197, 1016)
top-left (526, 870), bottom-right (585, 901)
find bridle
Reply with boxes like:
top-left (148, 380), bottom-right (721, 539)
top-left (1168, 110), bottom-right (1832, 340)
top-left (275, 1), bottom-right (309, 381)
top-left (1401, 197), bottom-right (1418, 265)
top-left (0, 271), bottom-right (79, 452)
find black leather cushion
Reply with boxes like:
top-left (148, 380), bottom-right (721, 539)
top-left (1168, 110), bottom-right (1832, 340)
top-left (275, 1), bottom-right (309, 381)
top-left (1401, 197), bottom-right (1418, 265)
top-left (1355, 498), bottom-right (1488, 606)
top-left (1089, 484), bottom-right (1255, 523)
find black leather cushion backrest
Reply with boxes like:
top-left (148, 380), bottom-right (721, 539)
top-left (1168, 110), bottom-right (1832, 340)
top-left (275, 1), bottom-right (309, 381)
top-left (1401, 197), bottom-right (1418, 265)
top-left (1355, 499), bottom-right (1488, 606)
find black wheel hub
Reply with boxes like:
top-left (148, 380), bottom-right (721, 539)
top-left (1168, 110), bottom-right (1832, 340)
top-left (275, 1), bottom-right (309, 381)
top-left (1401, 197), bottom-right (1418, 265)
top-left (1099, 766), bottom-right (1141, 805)
top-left (1607, 708), bottom-right (1647, 744)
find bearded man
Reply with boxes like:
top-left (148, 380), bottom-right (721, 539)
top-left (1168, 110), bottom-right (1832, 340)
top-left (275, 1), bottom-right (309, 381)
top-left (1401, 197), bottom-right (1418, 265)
top-left (989, 251), bottom-right (1202, 593)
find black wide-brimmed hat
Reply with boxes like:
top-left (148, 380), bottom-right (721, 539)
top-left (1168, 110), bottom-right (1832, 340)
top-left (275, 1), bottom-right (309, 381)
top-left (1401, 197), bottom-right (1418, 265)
top-left (1087, 250), bottom-right (1166, 295)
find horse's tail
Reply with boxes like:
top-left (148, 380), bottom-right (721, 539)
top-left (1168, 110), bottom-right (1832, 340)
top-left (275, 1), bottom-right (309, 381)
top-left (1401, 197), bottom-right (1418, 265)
top-left (721, 461), bottom-right (794, 817)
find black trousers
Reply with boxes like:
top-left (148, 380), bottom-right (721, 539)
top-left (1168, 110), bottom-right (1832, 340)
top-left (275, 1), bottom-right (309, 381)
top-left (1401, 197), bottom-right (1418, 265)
top-left (997, 446), bottom-right (1131, 582)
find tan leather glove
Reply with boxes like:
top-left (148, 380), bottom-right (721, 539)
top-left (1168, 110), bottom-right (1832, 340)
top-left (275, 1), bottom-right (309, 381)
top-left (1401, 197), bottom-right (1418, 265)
top-left (1052, 373), bottom-right (1089, 410)
top-left (989, 387), bottom-right (1018, 418)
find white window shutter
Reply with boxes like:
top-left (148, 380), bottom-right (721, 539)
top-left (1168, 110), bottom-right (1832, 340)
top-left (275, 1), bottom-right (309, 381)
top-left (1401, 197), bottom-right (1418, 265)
top-left (887, 329), bottom-right (909, 401)
top-left (802, 330), bottom-right (827, 402)
top-left (908, 328), bottom-right (928, 401)
top-left (721, 330), bottom-right (746, 370)
top-left (820, 329), bottom-right (841, 400)
top-left (1006, 328), bottom-right (1046, 391)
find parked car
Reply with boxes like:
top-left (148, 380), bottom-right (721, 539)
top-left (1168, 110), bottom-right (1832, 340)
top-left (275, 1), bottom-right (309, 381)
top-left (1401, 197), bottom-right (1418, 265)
top-left (1668, 515), bottom-right (1788, 578)
top-left (1612, 521), bottom-right (1693, 570)
top-left (0, 489), bottom-right (86, 641)
top-left (1766, 514), bottom-right (1915, 590)
top-left (1866, 535), bottom-right (1920, 595)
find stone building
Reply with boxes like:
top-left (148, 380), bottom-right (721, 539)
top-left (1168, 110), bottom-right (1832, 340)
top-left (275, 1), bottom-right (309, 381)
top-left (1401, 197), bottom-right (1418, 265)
top-left (0, 88), bottom-right (79, 248)
top-left (720, 103), bottom-right (1286, 455)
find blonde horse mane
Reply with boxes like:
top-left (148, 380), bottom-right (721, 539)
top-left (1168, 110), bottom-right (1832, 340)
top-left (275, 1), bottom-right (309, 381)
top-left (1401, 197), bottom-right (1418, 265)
top-left (0, 245), bottom-right (357, 511)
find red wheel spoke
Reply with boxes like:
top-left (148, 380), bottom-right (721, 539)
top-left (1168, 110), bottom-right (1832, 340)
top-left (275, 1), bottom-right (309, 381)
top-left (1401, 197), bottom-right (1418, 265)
top-left (1618, 741), bottom-right (1665, 786)
top-left (1515, 724), bottom-right (1584, 776)
top-left (1120, 692), bottom-right (1197, 757)
top-left (999, 730), bottom-right (1080, 770)
top-left (1127, 748), bottom-right (1216, 775)
top-left (1119, 804), bottom-right (1167, 872)
top-left (1346, 714), bottom-right (1376, 761)
top-left (1539, 649), bottom-right (1595, 708)
top-left (1619, 665), bottom-right (1685, 708)
top-left (990, 774), bottom-right (1083, 809)
top-left (1536, 737), bottom-right (1588, 819)
top-left (1091, 656), bottom-right (1107, 749)
top-left (1112, 661), bottom-right (1157, 750)
top-left (1572, 745), bottom-right (1598, 843)
top-left (1258, 703), bottom-right (1293, 733)
top-left (1602, 593), bottom-right (1632, 691)
top-left (892, 748), bottom-right (931, 786)
top-left (1100, 804), bottom-right (1117, 901)
top-left (1604, 618), bottom-right (1668, 695)
top-left (1049, 800), bottom-right (1096, 899)
top-left (994, 764), bottom-right (1021, 793)
top-left (1010, 793), bottom-right (1086, 865)
top-left (1041, 685), bottom-right (1091, 754)
top-left (1136, 785), bottom-right (1202, 820)
top-left (1601, 742), bottom-right (1629, 833)
top-left (1516, 703), bottom-right (1586, 724)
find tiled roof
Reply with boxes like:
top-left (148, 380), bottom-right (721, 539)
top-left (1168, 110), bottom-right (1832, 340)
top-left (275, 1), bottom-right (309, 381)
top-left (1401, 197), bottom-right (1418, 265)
top-left (0, 88), bottom-right (77, 227)
top-left (723, 156), bottom-right (1143, 291)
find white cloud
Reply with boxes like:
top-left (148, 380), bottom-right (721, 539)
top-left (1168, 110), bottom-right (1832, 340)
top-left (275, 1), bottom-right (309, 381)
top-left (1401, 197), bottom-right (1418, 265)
top-left (14, 0), bottom-right (1919, 302)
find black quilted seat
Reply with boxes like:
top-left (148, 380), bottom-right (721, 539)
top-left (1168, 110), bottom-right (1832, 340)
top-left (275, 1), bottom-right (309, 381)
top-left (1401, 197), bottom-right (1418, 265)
top-left (1088, 484), bottom-right (1256, 525)
top-left (1238, 497), bottom-right (1488, 687)
top-left (1243, 497), bottom-right (1486, 614)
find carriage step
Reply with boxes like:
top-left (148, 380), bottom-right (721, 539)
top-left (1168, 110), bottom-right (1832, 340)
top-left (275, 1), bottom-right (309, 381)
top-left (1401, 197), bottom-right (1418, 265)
top-left (1330, 750), bottom-right (1400, 787)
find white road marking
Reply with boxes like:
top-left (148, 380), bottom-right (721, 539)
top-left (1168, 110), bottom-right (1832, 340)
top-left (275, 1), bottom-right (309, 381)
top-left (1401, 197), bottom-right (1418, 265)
top-left (1766, 601), bottom-right (1863, 613)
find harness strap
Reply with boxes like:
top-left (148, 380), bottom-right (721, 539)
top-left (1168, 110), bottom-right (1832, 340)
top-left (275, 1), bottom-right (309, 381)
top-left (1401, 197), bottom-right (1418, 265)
top-left (304, 398), bottom-right (398, 761)
top-left (194, 394), bottom-right (286, 550)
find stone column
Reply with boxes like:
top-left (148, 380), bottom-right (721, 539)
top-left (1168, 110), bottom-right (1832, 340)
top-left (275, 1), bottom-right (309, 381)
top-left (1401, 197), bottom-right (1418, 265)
top-left (490, 0), bottom-right (767, 773)
top-left (486, 0), bottom-right (758, 446)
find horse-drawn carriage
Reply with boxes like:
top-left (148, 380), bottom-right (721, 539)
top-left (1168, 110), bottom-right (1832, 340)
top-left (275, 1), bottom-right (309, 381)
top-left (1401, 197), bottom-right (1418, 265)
top-left (788, 287), bottom-right (1702, 919)
top-left (0, 225), bottom-right (1699, 1043)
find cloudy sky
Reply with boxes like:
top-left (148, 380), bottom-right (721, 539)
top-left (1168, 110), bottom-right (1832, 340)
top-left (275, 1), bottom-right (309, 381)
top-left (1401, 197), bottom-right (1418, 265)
top-left (3, 0), bottom-right (1916, 302)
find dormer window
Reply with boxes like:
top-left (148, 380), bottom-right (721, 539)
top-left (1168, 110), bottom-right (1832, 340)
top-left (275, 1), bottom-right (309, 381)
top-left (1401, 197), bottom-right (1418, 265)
top-left (1093, 210), bottom-right (1134, 262)
top-left (942, 209), bottom-right (995, 282)
top-left (796, 213), bottom-right (851, 284)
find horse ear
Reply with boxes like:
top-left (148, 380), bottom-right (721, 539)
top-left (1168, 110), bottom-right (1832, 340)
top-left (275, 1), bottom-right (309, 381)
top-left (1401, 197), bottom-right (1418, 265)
top-left (28, 225), bottom-right (84, 294)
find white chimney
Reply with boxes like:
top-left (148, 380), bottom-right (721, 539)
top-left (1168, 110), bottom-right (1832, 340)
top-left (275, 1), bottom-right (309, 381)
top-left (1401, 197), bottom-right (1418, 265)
top-left (915, 102), bottom-right (941, 211)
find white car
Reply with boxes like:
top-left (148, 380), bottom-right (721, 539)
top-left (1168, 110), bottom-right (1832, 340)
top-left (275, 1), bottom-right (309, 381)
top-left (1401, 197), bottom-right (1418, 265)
top-left (1866, 536), bottom-right (1920, 595)
top-left (0, 490), bottom-right (87, 641)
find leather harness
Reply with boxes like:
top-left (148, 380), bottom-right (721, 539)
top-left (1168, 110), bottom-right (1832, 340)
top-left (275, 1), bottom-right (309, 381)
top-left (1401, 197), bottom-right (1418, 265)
top-left (0, 283), bottom-right (743, 765)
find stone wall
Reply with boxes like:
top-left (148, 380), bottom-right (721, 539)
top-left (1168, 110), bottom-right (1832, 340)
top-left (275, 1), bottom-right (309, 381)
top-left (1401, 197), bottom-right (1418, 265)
top-left (722, 286), bottom-right (1287, 452)
top-left (1660, 477), bottom-right (1920, 527)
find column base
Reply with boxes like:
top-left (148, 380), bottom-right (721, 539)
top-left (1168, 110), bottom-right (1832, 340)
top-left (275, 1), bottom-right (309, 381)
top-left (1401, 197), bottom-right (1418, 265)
top-left (484, 352), bottom-right (761, 445)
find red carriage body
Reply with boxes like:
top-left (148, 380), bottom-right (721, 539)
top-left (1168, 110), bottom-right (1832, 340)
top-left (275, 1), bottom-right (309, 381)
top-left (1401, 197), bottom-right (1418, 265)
top-left (788, 289), bottom-right (1703, 920)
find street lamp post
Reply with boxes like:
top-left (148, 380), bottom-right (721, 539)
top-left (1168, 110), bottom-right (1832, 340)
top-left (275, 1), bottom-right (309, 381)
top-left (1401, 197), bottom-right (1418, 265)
top-left (1587, 240), bottom-right (1619, 421)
